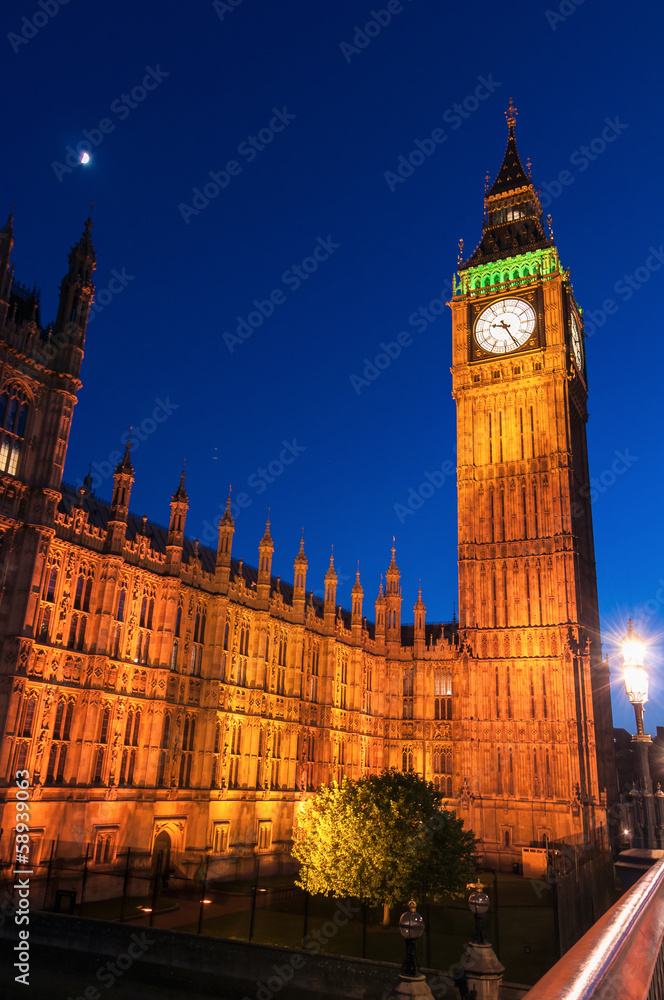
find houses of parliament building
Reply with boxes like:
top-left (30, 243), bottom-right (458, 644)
top-left (0, 110), bottom-right (615, 880)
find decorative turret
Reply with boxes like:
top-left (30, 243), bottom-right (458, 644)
top-left (166, 466), bottom-right (188, 574)
top-left (414, 584), bottom-right (426, 656)
top-left (216, 489), bottom-right (235, 590)
top-left (385, 539), bottom-right (402, 642)
top-left (351, 564), bottom-right (363, 636)
top-left (375, 577), bottom-right (386, 645)
top-left (53, 216), bottom-right (96, 377)
top-left (105, 437), bottom-right (134, 553)
top-left (293, 531), bottom-right (307, 617)
top-left (257, 516), bottom-right (274, 602)
top-left (324, 548), bottom-right (337, 629)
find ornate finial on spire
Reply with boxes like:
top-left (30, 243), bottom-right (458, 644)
top-left (546, 214), bottom-right (554, 240)
top-left (457, 238), bottom-right (464, 267)
top-left (115, 430), bottom-right (133, 473)
top-left (526, 157), bottom-right (532, 178)
top-left (505, 98), bottom-right (518, 129)
top-left (261, 513), bottom-right (272, 544)
top-left (484, 171), bottom-right (490, 195)
top-left (295, 528), bottom-right (307, 563)
top-left (352, 561), bottom-right (363, 594)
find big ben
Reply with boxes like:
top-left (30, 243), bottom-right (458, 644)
top-left (450, 103), bottom-right (614, 847)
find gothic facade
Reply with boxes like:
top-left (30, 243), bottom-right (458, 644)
top-left (0, 114), bottom-right (614, 880)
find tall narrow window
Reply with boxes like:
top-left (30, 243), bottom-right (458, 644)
top-left (117, 588), bottom-right (126, 623)
top-left (488, 412), bottom-right (493, 463)
top-left (499, 411), bottom-right (503, 462)
top-left (74, 575), bottom-right (84, 610)
top-left (522, 486), bottom-right (528, 539)
top-left (63, 701), bottom-right (74, 740)
top-left (542, 672), bottom-right (548, 719)
top-left (99, 706), bottom-right (110, 744)
top-left (530, 406), bottom-right (536, 457)
top-left (0, 386), bottom-right (29, 476)
top-left (519, 407), bottom-right (524, 459)
top-left (21, 696), bottom-right (36, 737)
top-left (46, 565), bottom-right (58, 602)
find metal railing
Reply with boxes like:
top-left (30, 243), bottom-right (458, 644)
top-left (525, 855), bottom-right (664, 1000)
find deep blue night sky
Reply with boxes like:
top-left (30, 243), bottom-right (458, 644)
top-left (2, 0), bottom-right (663, 734)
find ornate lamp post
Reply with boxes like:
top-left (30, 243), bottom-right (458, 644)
top-left (468, 880), bottom-right (491, 944)
top-left (622, 621), bottom-right (657, 848)
top-left (398, 900), bottom-right (424, 977)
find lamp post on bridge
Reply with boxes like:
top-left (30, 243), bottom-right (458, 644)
top-left (622, 621), bottom-right (657, 849)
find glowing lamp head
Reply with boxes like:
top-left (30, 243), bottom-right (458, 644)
top-left (398, 900), bottom-right (424, 940)
top-left (622, 621), bottom-right (648, 705)
top-left (468, 880), bottom-right (490, 916)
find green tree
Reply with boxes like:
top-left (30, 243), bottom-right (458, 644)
top-left (293, 769), bottom-right (479, 921)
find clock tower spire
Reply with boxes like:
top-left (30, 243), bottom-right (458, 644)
top-left (450, 106), bottom-right (614, 846)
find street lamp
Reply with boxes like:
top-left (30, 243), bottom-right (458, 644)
top-left (398, 900), bottom-right (424, 977)
top-left (467, 880), bottom-right (490, 944)
top-left (622, 621), bottom-right (656, 848)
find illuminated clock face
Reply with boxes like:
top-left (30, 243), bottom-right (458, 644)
top-left (571, 315), bottom-right (583, 370)
top-left (475, 299), bottom-right (536, 354)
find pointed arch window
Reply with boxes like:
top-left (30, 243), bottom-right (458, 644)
top-left (0, 385), bottom-right (30, 477)
top-left (74, 575), bottom-right (85, 610)
top-left (83, 577), bottom-right (93, 613)
top-left (117, 588), bottom-right (126, 623)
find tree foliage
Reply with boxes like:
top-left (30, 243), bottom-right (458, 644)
top-left (292, 769), bottom-right (479, 907)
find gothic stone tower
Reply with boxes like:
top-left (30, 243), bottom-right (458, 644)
top-left (450, 104), bottom-right (614, 848)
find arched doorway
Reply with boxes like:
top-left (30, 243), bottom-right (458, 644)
top-left (153, 830), bottom-right (171, 884)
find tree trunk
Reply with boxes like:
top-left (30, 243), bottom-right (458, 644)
top-left (382, 902), bottom-right (390, 927)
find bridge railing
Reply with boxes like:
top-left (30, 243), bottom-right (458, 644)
top-left (526, 855), bottom-right (664, 1000)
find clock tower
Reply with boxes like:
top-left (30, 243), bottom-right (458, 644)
top-left (450, 103), bottom-right (614, 846)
